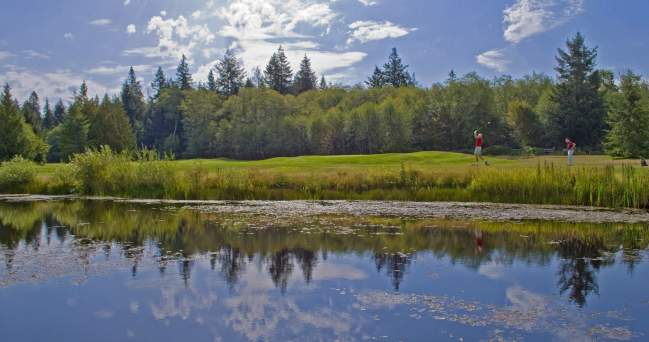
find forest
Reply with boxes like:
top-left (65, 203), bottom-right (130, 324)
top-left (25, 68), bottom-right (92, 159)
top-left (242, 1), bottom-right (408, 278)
top-left (1, 32), bottom-right (649, 163)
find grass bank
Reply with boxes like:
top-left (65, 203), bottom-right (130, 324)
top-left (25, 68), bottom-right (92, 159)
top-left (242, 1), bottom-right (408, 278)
top-left (1, 148), bottom-right (647, 208)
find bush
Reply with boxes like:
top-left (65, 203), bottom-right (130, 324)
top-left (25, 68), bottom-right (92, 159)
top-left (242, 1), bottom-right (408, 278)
top-left (68, 146), bottom-right (177, 198)
top-left (483, 145), bottom-right (521, 156)
top-left (0, 156), bottom-right (37, 193)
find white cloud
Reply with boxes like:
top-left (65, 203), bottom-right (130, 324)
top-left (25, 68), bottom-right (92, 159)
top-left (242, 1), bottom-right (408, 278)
top-left (478, 261), bottom-right (507, 280)
top-left (22, 50), bottom-right (50, 59)
top-left (124, 0), bottom-right (130, 5)
top-left (192, 10), bottom-right (202, 19)
top-left (213, 0), bottom-right (367, 78)
top-left (476, 48), bottom-right (510, 72)
top-left (357, 0), bottom-right (378, 6)
top-left (0, 51), bottom-right (13, 60)
top-left (0, 69), bottom-right (111, 102)
top-left (347, 20), bottom-right (416, 45)
top-left (123, 15), bottom-right (215, 62)
top-left (90, 18), bottom-right (112, 26)
top-left (63, 33), bottom-right (74, 39)
top-left (126, 24), bottom-right (137, 35)
top-left (160, 10), bottom-right (167, 16)
top-left (215, 0), bottom-right (337, 41)
top-left (86, 64), bottom-right (152, 76)
top-left (475, 0), bottom-right (584, 73)
top-left (503, 0), bottom-right (584, 43)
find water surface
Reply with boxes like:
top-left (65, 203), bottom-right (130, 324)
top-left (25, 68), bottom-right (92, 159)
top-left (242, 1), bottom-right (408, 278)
top-left (1, 200), bottom-right (648, 341)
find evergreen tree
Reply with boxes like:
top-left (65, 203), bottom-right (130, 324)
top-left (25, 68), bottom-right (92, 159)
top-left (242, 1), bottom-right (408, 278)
top-left (244, 78), bottom-right (255, 88)
top-left (447, 70), bottom-right (457, 83)
top-left (604, 71), bottom-right (649, 157)
top-left (0, 84), bottom-right (28, 160)
top-left (53, 99), bottom-right (66, 125)
top-left (142, 87), bottom-right (186, 155)
top-left (43, 98), bottom-right (55, 130)
top-left (78, 81), bottom-right (89, 100)
top-left (366, 66), bottom-right (385, 88)
top-left (264, 46), bottom-right (293, 94)
top-left (548, 33), bottom-right (606, 149)
top-left (58, 102), bottom-right (89, 161)
top-left (120, 67), bottom-right (146, 142)
top-left (207, 70), bottom-right (217, 92)
top-left (176, 55), bottom-right (193, 90)
top-left (89, 95), bottom-right (135, 151)
top-left (293, 55), bottom-right (317, 94)
top-left (319, 75), bottom-right (328, 90)
top-left (22, 91), bottom-right (42, 134)
top-left (151, 67), bottom-right (167, 99)
top-left (252, 67), bottom-right (265, 88)
top-left (215, 49), bottom-right (246, 96)
top-left (0, 84), bottom-right (48, 161)
top-left (382, 48), bottom-right (413, 87)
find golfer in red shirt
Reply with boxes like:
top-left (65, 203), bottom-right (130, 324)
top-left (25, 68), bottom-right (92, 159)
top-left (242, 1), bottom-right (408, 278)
top-left (474, 130), bottom-right (489, 166)
top-left (565, 138), bottom-right (576, 166)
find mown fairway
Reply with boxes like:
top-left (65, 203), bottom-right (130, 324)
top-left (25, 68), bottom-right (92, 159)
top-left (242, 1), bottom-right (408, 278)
top-left (33, 151), bottom-right (639, 178)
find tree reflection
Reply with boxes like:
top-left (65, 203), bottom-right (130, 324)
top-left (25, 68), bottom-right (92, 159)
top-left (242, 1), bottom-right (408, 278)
top-left (217, 246), bottom-right (246, 288)
top-left (556, 237), bottom-right (610, 307)
top-left (1, 201), bottom-right (649, 296)
top-left (374, 252), bottom-right (412, 291)
top-left (268, 249), bottom-right (294, 293)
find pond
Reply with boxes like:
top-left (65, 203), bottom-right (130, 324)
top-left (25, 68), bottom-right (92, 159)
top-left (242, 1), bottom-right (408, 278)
top-left (1, 199), bottom-right (649, 341)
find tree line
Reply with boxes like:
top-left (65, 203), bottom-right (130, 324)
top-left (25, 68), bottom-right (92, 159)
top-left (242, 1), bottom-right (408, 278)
top-left (1, 33), bottom-right (648, 163)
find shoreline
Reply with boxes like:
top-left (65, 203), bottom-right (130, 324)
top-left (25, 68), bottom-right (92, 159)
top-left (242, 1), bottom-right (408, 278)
top-left (2, 194), bottom-right (648, 224)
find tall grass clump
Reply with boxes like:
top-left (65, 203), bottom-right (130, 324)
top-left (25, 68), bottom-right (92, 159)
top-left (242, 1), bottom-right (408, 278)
top-left (469, 163), bottom-right (649, 208)
top-left (68, 146), bottom-right (177, 198)
top-left (0, 156), bottom-right (37, 193)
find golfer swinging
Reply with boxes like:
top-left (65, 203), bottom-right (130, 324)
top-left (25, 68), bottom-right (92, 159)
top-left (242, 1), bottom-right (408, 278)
top-left (565, 137), bottom-right (576, 166)
top-left (474, 129), bottom-right (489, 166)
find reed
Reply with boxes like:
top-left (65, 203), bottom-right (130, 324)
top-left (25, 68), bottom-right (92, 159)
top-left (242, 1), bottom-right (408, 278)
top-left (1, 148), bottom-right (648, 208)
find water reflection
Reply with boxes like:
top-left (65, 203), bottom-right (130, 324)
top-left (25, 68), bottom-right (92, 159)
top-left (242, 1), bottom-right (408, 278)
top-left (0, 200), bottom-right (649, 307)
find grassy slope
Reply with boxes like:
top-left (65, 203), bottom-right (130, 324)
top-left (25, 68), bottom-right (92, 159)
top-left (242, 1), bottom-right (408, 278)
top-left (35, 151), bottom-right (636, 178)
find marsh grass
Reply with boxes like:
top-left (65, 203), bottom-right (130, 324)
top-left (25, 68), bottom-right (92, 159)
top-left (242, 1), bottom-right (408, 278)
top-left (0, 156), bottom-right (38, 193)
top-left (1, 148), bottom-right (648, 208)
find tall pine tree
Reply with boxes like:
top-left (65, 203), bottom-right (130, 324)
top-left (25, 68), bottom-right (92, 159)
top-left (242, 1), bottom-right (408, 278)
top-left (175, 55), bottom-right (193, 90)
top-left (215, 49), bottom-right (246, 96)
top-left (58, 101), bottom-right (89, 161)
top-left (0, 84), bottom-right (29, 160)
top-left (381, 48), bottom-right (413, 88)
top-left (264, 46), bottom-right (293, 95)
top-left (252, 67), bottom-right (265, 88)
top-left (53, 99), bottom-right (66, 125)
top-left (319, 75), bottom-right (328, 90)
top-left (43, 98), bottom-right (55, 130)
top-left (207, 70), bottom-right (217, 92)
top-left (151, 67), bottom-right (167, 99)
top-left (0, 84), bottom-right (48, 161)
top-left (120, 67), bottom-right (146, 143)
top-left (22, 91), bottom-right (42, 134)
top-left (366, 66), bottom-right (385, 88)
top-left (89, 95), bottom-right (136, 151)
top-left (293, 54), bottom-right (317, 94)
top-left (548, 33), bottom-right (606, 149)
top-left (604, 71), bottom-right (649, 157)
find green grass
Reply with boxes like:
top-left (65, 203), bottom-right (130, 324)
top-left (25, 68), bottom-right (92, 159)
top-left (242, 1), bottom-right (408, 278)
top-left (33, 151), bottom-right (637, 178)
top-left (4, 150), bottom-right (648, 208)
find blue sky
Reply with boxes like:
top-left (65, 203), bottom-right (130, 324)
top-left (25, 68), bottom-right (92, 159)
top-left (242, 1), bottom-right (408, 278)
top-left (1, 0), bottom-right (649, 102)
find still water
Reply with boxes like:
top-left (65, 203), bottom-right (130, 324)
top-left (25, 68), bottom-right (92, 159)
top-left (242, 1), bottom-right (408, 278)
top-left (1, 200), bottom-right (649, 341)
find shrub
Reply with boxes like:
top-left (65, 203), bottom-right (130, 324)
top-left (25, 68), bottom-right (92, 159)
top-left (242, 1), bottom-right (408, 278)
top-left (0, 156), bottom-right (37, 193)
top-left (68, 146), bottom-right (177, 198)
top-left (483, 145), bottom-right (521, 156)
